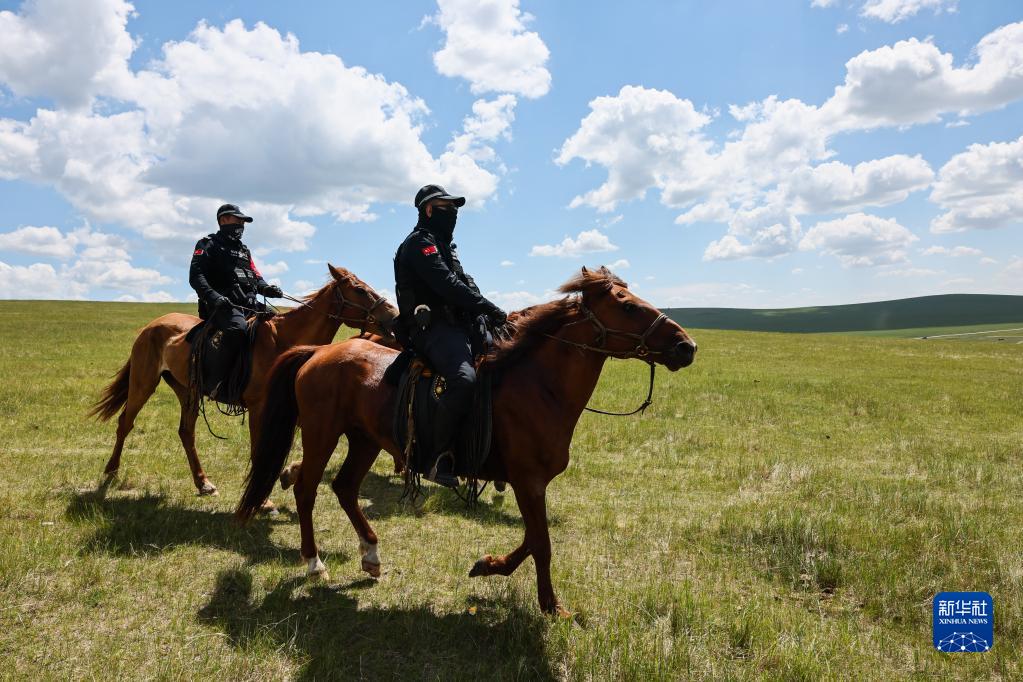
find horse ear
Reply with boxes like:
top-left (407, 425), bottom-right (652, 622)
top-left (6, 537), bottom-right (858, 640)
top-left (599, 265), bottom-right (611, 275)
top-left (581, 266), bottom-right (589, 275)
top-left (327, 263), bottom-right (344, 281)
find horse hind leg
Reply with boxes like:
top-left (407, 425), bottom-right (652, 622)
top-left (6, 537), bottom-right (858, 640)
top-left (330, 430), bottom-right (382, 578)
top-left (294, 425), bottom-right (341, 581)
top-left (102, 353), bottom-right (162, 482)
top-left (165, 374), bottom-right (217, 496)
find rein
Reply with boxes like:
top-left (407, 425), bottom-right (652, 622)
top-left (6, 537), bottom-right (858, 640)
top-left (540, 301), bottom-right (669, 417)
top-left (582, 361), bottom-right (656, 416)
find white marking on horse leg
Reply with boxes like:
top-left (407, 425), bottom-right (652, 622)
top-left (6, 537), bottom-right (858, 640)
top-left (306, 555), bottom-right (329, 581)
top-left (359, 538), bottom-right (381, 577)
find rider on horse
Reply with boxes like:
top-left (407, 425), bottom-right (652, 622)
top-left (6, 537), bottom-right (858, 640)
top-left (393, 185), bottom-right (507, 487)
top-left (189, 203), bottom-right (283, 399)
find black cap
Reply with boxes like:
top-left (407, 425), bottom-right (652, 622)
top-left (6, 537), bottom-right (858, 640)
top-left (216, 203), bottom-right (253, 223)
top-left (414, 184), bottom-right (465, 210)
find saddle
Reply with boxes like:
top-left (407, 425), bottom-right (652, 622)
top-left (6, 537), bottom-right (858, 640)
top-left (185, 314), bottom-right (268, 409)
top-left (389, 352), bottom-right (494, 495)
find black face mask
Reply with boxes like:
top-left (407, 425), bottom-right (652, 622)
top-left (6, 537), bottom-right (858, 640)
top-left (425, 206), bottom-right (457, 241)
top-left (220, 224), bottom-right (244, 241)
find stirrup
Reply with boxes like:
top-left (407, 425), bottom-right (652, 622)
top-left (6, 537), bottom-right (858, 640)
top-left (208, 380), bottom-right (224, 401)
top-left (426, 451), bottom-right (458, 489)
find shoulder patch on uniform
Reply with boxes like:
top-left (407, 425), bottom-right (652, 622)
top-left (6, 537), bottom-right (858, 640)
top-left (193, 248), bottom-right (204, 255)
top-left (421, 245), bottom-right (438, 256)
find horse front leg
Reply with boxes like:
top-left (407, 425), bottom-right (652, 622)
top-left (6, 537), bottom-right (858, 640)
top-left (469, 539), bottom-right (531, 577)
top-left (294, 427), bottom-right (338, 581)
top-left (515, 482), bottom-right (569, 617)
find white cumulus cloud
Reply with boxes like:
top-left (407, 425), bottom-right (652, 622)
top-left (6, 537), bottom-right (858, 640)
top-left (800, 213), bottom-right (918, 267)
top-left (0, 224), bottom-right (172, 299)
top-left (530, 229), bottom-right (619, 258)
top-left (823, 23), bottom-right (1023, 130)
top-left (860, 0), bottom-right (957, 23)
top-left (929, 134), bottom-right (1023, 233)
top-left (558, 23), bottom-right (1023, 260)
top-left (0, 0), bottom-right (135, 108)
top-left (0, 225), bottom-right (78, 259)
top-left (0, 4), bottom-right (511, 275)
top-left (431, 0), bottom-right (551, 98)
top-left (785, 154), bottom-right (934, 214)
top-left (922, 245), bottom-right (982, 257)
top-left (556, 85), bottom-right (713, 212)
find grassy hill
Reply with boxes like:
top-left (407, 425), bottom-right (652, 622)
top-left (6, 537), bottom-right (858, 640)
top-left (665, 293), bottom-right (1023, 334)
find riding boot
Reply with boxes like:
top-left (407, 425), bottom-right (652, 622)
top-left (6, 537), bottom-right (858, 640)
top-left (206, 331), bottom-right (242, 402)
top-left (425, 395), bottom-right (464, 488)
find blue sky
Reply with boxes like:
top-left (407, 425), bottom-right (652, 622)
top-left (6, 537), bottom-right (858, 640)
top-left (0, 0), bottom-right (1020, 308)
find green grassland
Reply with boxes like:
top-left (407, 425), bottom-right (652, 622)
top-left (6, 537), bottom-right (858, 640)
top-left (844, 322), bottom-right (1023, 341)
top-left (665, 293), bottom-right (1023, 334)
top-left (1, 300), bottom-right (1021, 680)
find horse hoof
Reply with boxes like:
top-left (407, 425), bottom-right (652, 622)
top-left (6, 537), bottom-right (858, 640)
top-left (543, 603), bottom-right (573, 619)
top-left (468, 555), bottom-right (493, 577)
top-left (359, 539), bottom-right (381, 577)
top-left (197, 481), bottom-right (219, 496)
top-left (279, 463), bottom-right (299, 490)
top-left (306, 556), bottom-right (329, 581)
top-left (259, 500), bottom-right (279, 516)
top-left (494, 480), bottom-right (507, 492)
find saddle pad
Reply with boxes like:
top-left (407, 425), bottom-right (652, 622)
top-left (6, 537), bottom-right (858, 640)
top-left (392, 359), bottom-right (492, 480)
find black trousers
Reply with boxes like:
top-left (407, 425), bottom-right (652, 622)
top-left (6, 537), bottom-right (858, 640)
top-left (207, 304), bottom-right (248, 385)
top-left (414, 321), bottom-right (476, 456)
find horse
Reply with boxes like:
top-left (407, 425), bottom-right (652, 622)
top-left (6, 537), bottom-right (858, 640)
top-left (236, 266), bottom-right (697, 616)
top-left (89, 264), bottom-right (398, 497)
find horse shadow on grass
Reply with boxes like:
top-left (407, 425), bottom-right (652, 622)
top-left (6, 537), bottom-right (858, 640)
top-left (356, 470), bottom-right (561, 529)
top-left (64, 487), bottom-right (309, 566)
top-left (198, 567), bottom-right (556, 680)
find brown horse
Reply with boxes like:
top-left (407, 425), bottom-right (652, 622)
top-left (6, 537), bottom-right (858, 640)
top-left (236, 266), bottom-right (696, 615)
top-left (89, 264), bottom-right (398, 496)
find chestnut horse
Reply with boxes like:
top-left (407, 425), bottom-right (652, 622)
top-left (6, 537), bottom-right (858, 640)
top-left (236, 267), bottom-right (696, 615)
top-left (89, 264), bottom-right (398, 496)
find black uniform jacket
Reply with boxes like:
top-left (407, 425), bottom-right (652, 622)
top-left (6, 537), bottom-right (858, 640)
top-left (189, 232), bottom-right (270, 319)
top-left (393, 226), bottom-right (496, 332)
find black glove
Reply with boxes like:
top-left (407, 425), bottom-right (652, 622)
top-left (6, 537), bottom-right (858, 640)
top-left (263, 284), bottom-right (283, 298)
top-left (212, 295), bottom-right (232, 311)
top-left (493, 321), bottom-right (516, 342)
top-left (486, 307), bottom-right (507, 326)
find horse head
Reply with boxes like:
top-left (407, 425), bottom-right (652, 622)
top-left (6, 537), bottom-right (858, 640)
top-left (566, 265), bottom-right (697, 371)
top-left (326, 263), bottom-right (399, 337)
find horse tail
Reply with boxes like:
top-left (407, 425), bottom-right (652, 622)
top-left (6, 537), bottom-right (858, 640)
top-left (88, 359), bottom-right (131, 421)
top-left (236, 346), bottom-right (317, 522)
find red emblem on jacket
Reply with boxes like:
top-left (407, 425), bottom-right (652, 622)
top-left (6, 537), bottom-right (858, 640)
top-left (421, 245), bottom-right (438, 256)
top-left (193, 249), bottom-right (203, 255)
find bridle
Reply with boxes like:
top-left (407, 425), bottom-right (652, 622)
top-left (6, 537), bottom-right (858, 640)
top-left (327, 280), bottom-right (391, 334)
top-left (545, 301), bottom-right (671, 359)
top-left (539, 299), bottom-right (676, 416)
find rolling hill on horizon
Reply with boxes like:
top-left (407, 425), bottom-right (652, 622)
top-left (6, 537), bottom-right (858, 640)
top-left (664, 294), bottom-right (1023, 334)
top-left (1, 293), bottom-right (1020, 337)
